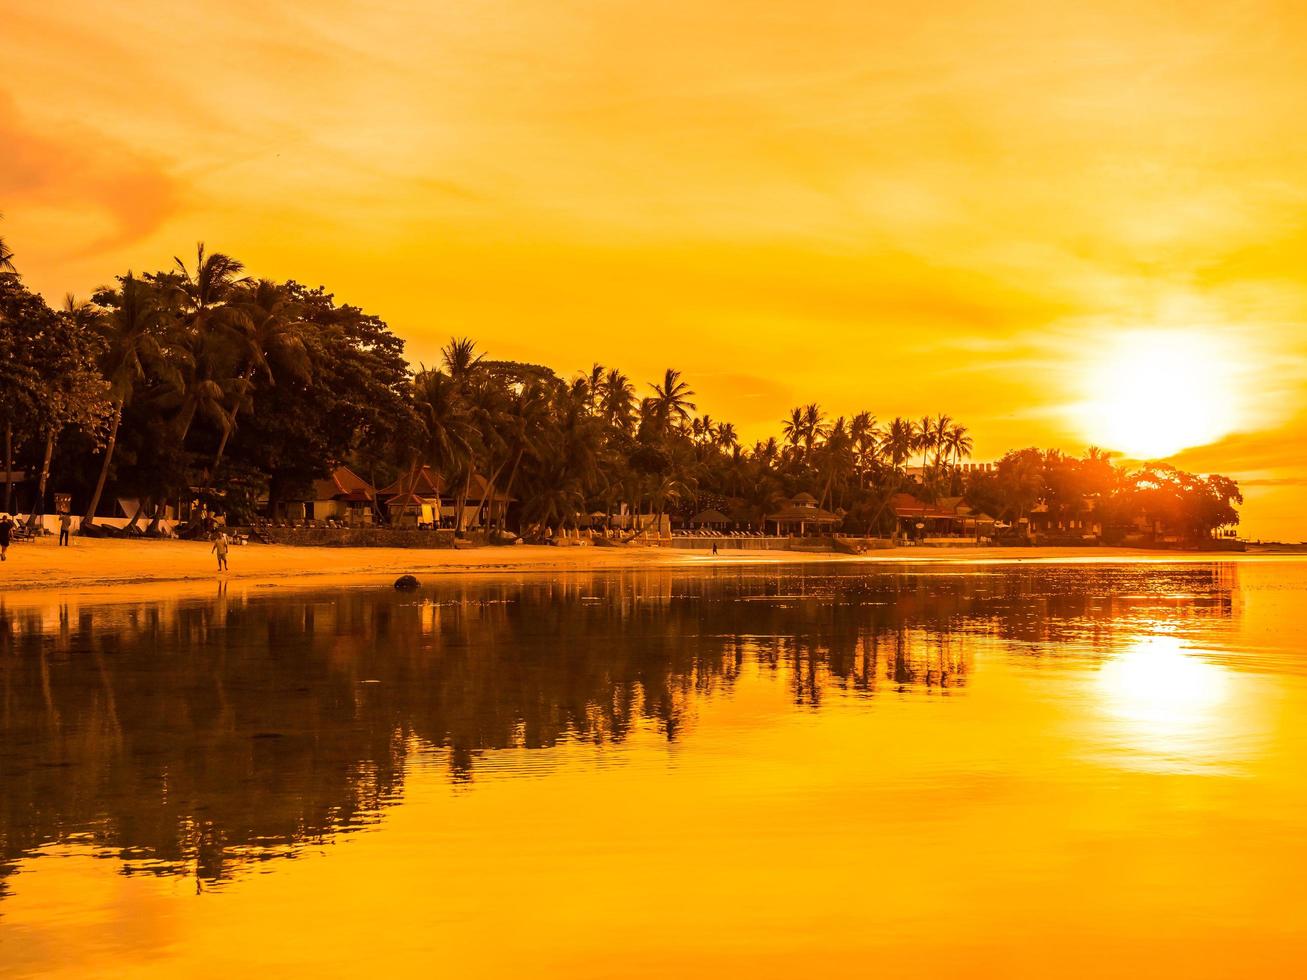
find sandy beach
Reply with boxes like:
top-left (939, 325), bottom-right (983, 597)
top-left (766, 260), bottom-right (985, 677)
top-left (0, 535), bottom-right (1286, 605)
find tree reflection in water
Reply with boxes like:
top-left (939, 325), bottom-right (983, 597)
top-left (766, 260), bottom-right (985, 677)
top-left (0, 564), bottom-right (1236, 894)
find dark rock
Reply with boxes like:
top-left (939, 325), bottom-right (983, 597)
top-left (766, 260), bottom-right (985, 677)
top-left (394, 575), bottom-right (420, 591)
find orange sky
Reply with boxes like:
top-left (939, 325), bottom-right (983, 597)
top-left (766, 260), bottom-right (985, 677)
top-left (2, 1), bottom-right (1305, 539)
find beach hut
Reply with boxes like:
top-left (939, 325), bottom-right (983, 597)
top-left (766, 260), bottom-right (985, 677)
top-left (378, 468), bottom-right (513, 530)
top-left (458, 473), bottom-right (515, 530)
top-left (308, 466), bottom-right (376, 526)
top-left (889, 493), bottom-right (995, 540)
top-left (377, 467), bottom-right (445, 526)
top-left (689, 508), bottom-right (731, 530)
top-left (377, 466), bottom-right (446, 502)
top-left (385, 493), bottom-right (438, 529)
top-left (766, 495), bottom-right (840, 536)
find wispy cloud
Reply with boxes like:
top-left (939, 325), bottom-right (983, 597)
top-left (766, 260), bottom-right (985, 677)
top-left (0, 94), bottom-right (178, 255)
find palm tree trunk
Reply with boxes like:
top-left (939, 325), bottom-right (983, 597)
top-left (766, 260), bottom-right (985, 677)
top-left (3, 420), bottom-right (12, 514)
top-left (474, 457), bottom-right (509, 530)
top-left (209, 418), bottom-right (234, 483)
top-left (208, 365), bottom-right (254, 483)
top-left (125, 497), bottom-right (148, 532)
top-left (84, 399), bottom-right (123, 527)
top-left (145, 499), bottom-right (166, 535)
top-left (390, 460), bottom-right (418, 526)
top-left (501, 449), bottom-right (524, 531)
top-left (454, 468), bottom-right (473, 532)
top-left (175, 400), bottom-right (198, 448)
top-left (26, 429), bottom-right (56, 529)
top-left (367, 461), bottom-right (384, 523)
top-left (868, 472), bottom-right (904, 539)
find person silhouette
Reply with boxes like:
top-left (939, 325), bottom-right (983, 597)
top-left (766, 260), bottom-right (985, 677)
top-left (211, 531), bottom-right (230, 572)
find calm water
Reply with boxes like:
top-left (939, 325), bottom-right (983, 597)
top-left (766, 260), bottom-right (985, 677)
top-left (2, 561), bottom-right (1306, 977)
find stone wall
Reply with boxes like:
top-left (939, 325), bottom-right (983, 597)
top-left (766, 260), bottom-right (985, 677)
top-left (668, 536), bottom-right (792, 550)
top-left (667, 536), bottom-right (898, 552)
top-left (250, 527), bottom-right (460, 549)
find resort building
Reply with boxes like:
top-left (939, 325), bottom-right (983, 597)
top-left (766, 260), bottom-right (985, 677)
top-left (765, 493), bottom-right (841, 536)
top-left (308, 466), bottom-right (376, 526)
top-left (376, 466), bottom-right (513, 530)
top-left (269, 466), bottom-right (377, 525)
top-left (689, 508), bottom-right (731, 530)
top-left (890, 493), bottom-right (996, 541)
top-left (902, 462), bottom-right (995, 482)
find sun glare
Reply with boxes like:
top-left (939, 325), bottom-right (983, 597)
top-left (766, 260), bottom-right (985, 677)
top-left (1078, 329), bottom-right (1239, 459)
top-left (1094, 633), bottom-right (1235, 769)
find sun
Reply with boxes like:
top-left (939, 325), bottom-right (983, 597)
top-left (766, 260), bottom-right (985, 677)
top-left (1077, 329), bottom-right (1240, 459)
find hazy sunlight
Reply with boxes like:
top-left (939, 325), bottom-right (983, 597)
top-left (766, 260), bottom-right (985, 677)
top-left (1078, 330), bottom-right (1240, 459)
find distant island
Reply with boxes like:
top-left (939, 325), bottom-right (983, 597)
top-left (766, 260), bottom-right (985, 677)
top-left (0, 236), bottom-right (1242, 547)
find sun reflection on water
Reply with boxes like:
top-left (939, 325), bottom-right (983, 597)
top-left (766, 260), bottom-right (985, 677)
top-left (1095, 633), bottom-right (1236, 770)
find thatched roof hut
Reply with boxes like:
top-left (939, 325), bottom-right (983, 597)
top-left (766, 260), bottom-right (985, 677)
top-left (766, 504), bottom-right (840, 536)
top-left (377, 466), bottom-right (446, 500)
top-left (690, 508), bottom-right (731, 527)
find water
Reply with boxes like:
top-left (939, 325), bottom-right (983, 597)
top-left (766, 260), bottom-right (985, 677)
top-left (2, 561), bottom-right (1306, 977)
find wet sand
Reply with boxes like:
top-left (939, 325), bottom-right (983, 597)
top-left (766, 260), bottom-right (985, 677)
top-left (0, 534), bottom-right (1280, 605)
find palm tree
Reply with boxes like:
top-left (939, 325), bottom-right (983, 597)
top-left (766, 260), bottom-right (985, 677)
top-left (157, 243), bottom-right (252, 511)
top-left (914, 414), bottom-right (936, 479)
top-left (600, 369), bottom-right (636, 432)
top-left (165, 328), bottom-right (243, 447)
top-left (409, 368), bottom-right (474, 523)
top-left (491, 380), bottom-right (551, 525)
top-left (210, 279), bottom-right (309, 477)
top-left (693, 414), bottom-right (717, 447)
top-left (170, 243), bottom-right (249, 341)
top-left (930, 413), bottom-right (953, 471)
top-left (849, 411), bottom-right (879, 488)
top-left (83, 275), bottom-right (166, 527)
top-left (865, 416), bottom-right (916, 537)
top-left (442, 336), bottom-right (483, 380)
top-left (646, 369), bottom-right (696, 434)
top-left (580, 363), bottom-right (605, 414)
top-left (884, 417), bottom-right (914, 469)
top-left (781, 407), bottom-right (805, 453)
top-left (801, 403), bottom-right (828, 455)
top-left (0, 235), bottom-right (14, 273)
top-left (816, 416), bottom-right (853, 509)
top-left (412, 369), bottom-right (470, 468)
top-left (435, 338), bottom-right (487, 528)
top-left (942, 423), bottom-right (973, 467)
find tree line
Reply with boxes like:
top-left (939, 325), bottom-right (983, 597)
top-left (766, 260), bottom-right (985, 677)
top-left (0, 234), bottom-right (1241, 540)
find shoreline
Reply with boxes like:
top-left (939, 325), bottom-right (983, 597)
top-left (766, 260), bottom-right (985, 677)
top-left (0, 536), bottom-right (1300, 608)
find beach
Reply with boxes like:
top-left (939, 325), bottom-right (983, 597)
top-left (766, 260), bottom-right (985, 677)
top-left (0, 534), bottom-right (1284, 603)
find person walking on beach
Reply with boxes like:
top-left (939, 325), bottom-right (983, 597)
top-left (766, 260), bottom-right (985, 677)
top-left (0, 514), bottom-right (12, 561)
top-left (59, 513), bottom-right (72, 547)
top-left (211, 531), bottom-right (230, 572)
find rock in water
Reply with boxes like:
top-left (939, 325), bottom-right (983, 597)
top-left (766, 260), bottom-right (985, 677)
top-left (394, 575), bottom-right (420, 591)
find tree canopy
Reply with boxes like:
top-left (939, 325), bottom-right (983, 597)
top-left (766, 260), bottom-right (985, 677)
top-left (0, 239), bottom-right (1243, 543)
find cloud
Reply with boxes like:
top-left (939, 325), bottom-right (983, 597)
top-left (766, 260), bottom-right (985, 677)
top-left (0, 92), bottom-right (178, 255)
top-left (1238, 477), bottom-right (1307, 488)
top-left (1170, 420), bottom-right (1307, 477)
